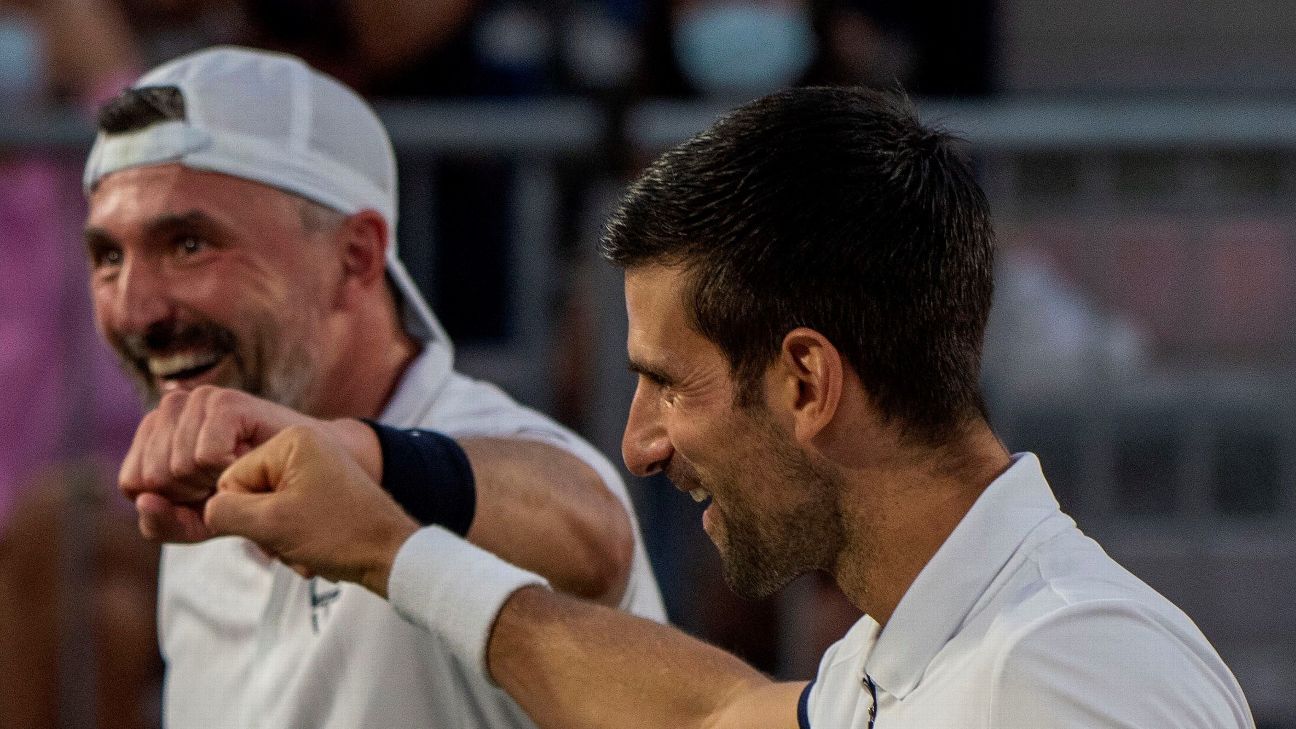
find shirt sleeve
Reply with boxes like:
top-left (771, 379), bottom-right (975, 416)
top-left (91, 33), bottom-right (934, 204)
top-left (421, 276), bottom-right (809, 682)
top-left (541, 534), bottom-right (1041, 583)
top-left (988, 600), bottom-right (1255, 729)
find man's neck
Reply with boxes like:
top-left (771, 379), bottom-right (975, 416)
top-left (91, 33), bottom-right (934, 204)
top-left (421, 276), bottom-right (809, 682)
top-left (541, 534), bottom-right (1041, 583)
top-left (832, 423), bottom-right (1012, 626)
top-left (309, 313), bottom-right (421, 421)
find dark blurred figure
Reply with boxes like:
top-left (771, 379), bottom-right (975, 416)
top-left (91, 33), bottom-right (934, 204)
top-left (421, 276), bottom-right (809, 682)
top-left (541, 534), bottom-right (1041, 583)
top-left (0, 465), bottom-right (161, 729)
top-left (242, 0), bottom-right (558, 344)
top-left (241, 0), bottom-right (548, 97)
top-left (0, 4), bottom-right (156, 726)
top-left (636, 0), bottom-right (994, 99)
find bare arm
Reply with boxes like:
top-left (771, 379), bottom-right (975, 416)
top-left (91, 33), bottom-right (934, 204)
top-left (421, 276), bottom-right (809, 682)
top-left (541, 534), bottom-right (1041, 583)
top-left (118, 386), bottom-right (633, 603)
top-left (459, 437), bottom-right (634, 605)
top-left (490, 586), bottom-right (806, 729)
top-left (204, 427), bottom-right (804, 729)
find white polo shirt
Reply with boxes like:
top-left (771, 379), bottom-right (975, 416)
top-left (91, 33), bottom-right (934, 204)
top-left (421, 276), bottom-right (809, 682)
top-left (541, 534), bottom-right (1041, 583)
top-left (158, 341), bottom-right (666, 729)
top-left (801, 453), bottom-right (1255, 729)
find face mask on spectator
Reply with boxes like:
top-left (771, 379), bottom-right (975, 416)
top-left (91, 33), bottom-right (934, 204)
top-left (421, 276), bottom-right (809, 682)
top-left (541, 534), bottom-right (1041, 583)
top-left (672, 3), bottom-right (815, 98)
top-left (0, 12), bottom-right (41, 97)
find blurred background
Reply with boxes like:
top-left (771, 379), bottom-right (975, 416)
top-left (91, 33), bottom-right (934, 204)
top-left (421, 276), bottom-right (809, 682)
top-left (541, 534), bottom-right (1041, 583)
top-left (1, 0), bottom-right (1294, 727)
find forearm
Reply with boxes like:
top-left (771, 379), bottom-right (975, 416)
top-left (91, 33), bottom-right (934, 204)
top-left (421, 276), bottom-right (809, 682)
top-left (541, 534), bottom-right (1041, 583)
top-left (356, 425), bottom-right (635, 605)
top-left (206, 429), bottom-right (799, 729)
top-left (460, 438), bottom-right (634, 605)
top-left (490, 586), bottom-right (777, 729)
top-left (387, 526), bottom-right (790, 729)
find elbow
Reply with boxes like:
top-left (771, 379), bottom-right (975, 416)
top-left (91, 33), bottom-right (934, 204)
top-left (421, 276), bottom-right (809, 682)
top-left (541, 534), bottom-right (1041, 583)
top-left (576, 506), bottom-right (636, 606)
top-left (589, 510), bottom-right (635, 606)
top-left (567, 472), bottom-right (636, 606)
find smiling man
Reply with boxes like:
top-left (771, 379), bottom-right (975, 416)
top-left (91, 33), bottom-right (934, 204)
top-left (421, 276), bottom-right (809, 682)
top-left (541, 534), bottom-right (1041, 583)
top-left (81, 46), bottom-right (664, 729)
top-left (199, 86), bottom-right (1255, 728)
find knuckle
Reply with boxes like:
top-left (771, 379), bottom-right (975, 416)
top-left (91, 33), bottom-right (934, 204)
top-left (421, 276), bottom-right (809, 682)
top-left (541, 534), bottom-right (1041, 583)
top-left (192, 448), bottom-right (221, 472)
top-left (192, 436), bottom-right (226, 467)
top-left (167, 450), bottom-right (189, 476)
top-left (139, 467), bottom-right (169, 494)
top-left (138, 512), bottom-right (164, 542)
top-left (211, 386), bottom-right (249, 414)
top-left (158, 389), bottom-right (188, 412)
top-left (205, 385), bottom-right (233, 407)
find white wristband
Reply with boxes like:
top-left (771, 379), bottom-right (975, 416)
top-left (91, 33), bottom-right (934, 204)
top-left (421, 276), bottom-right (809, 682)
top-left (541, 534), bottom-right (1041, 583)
top-left (387, 525), bottom-right (549, 682)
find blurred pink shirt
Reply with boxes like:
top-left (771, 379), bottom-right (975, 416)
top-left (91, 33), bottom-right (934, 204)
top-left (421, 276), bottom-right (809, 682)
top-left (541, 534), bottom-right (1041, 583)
top-left (0, 155), bottom-right (141, 530)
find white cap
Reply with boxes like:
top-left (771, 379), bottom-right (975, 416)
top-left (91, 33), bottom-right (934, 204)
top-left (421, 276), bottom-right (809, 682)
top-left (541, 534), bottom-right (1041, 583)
top-left (83, 45), bottom-right (450, 349)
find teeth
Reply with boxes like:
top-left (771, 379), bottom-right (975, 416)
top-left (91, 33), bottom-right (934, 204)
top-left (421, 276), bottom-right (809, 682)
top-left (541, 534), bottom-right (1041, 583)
top-left (148, 350), bottom-right (223, 378)
top-left (689, 488), bottom-right (710, 503)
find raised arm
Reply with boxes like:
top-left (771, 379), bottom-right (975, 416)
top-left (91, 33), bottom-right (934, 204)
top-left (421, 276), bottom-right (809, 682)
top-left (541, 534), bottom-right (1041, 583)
top-left (118, 386), bottom-right (633, 604)
top-left (204, 426), bottom-right (805, 729)
top-left (458, 436), bottom-right (633, 605)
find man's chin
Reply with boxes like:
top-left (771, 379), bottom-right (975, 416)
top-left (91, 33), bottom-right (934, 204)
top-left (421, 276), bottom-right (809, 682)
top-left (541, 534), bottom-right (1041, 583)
top-left (719, 559), bottom-right (791, 601)
top-left (715, 527), bottom-right (799, 600)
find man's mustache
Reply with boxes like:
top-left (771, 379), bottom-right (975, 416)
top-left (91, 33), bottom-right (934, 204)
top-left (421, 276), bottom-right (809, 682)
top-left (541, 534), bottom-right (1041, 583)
top-left (115, 320), bottom-right (238, 362)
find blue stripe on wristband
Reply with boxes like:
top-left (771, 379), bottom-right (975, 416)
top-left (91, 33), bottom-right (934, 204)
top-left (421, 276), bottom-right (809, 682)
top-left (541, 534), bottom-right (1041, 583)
top-left (361, 420), bottom-right (477, 537)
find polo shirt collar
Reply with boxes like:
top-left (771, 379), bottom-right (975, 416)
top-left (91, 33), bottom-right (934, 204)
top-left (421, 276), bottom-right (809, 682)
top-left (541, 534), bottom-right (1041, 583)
top-left (864, 452), bottom-right (1069, 698)
top-left (379, 339), bottom-right (454, 427)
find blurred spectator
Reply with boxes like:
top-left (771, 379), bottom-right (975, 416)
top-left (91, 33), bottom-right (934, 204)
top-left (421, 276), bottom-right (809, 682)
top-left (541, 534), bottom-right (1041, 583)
top-left (0, 158), bottom-right (141, 530)
top-left (238, 0), bottom-right (557, 98)
top-left (633, 0), bottom-right (994, 100)
top-left (0, 464), bottom-right (161, 729)
top-left (668, 0), bottom-right (819, 98)
top-left (233, 1), bottom-right (560, 344)
top-left (982, 244), bottom-right (1151, 405)
top-left (0, 4), bottom-right (158, 727)
top-left (0, 4), bottom-right (229, 727)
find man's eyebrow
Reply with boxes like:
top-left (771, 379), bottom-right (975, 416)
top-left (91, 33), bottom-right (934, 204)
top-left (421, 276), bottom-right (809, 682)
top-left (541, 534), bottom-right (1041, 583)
top-left (83, 226), bottom-right (118, 253)
top-left (142, 210), bottom-right (225, 238)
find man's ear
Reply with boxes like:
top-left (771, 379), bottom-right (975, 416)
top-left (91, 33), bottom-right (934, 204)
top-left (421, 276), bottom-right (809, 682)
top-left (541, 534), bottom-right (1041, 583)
top-left (339, 210), bottom-right (389, 290)
top-left (774, 327), bottom-right (843, 444)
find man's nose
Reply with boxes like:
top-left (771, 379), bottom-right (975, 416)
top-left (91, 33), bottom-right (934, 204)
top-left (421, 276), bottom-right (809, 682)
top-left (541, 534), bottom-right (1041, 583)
top-left (109, 256), bottom-right (173, 335)
top-left (621, 384), bottom-right (673, 478)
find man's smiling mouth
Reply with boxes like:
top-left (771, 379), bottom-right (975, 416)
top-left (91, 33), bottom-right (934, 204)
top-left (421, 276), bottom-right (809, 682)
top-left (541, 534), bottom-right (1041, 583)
top-left (147, 349), bottom-right (225, 382)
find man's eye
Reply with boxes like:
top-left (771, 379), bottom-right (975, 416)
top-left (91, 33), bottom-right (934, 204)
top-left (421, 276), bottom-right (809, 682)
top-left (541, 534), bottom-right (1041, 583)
top-left (92, 247), bottom-right (123, 268)
top-left (176, 236), bottom-right (206, 255)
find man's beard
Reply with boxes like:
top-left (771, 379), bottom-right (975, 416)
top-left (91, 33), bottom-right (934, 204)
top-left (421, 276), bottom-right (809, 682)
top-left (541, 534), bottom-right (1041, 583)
top-left (674, 422), bottom-right (846, 601)
top-left (110, 318), bottom-right (312, 410)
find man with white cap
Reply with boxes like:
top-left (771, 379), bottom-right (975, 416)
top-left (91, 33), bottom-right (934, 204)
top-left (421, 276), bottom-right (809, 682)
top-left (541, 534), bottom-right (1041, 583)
top-left (81, 45), bottom-right (664, 728)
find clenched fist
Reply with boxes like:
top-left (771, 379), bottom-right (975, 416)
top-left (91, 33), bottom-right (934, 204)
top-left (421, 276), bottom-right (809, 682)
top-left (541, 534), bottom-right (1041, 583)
top-left (206, 426), bottom-right (419, 597)
top-left (119, 386), bottom-right (381, 543)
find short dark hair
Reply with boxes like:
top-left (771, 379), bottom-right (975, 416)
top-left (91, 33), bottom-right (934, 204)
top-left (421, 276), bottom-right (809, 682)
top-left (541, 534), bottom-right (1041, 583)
top-left (97, 86), bottom-right (186, 134)
top-left (601, 86), bottom-right (995, 444)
